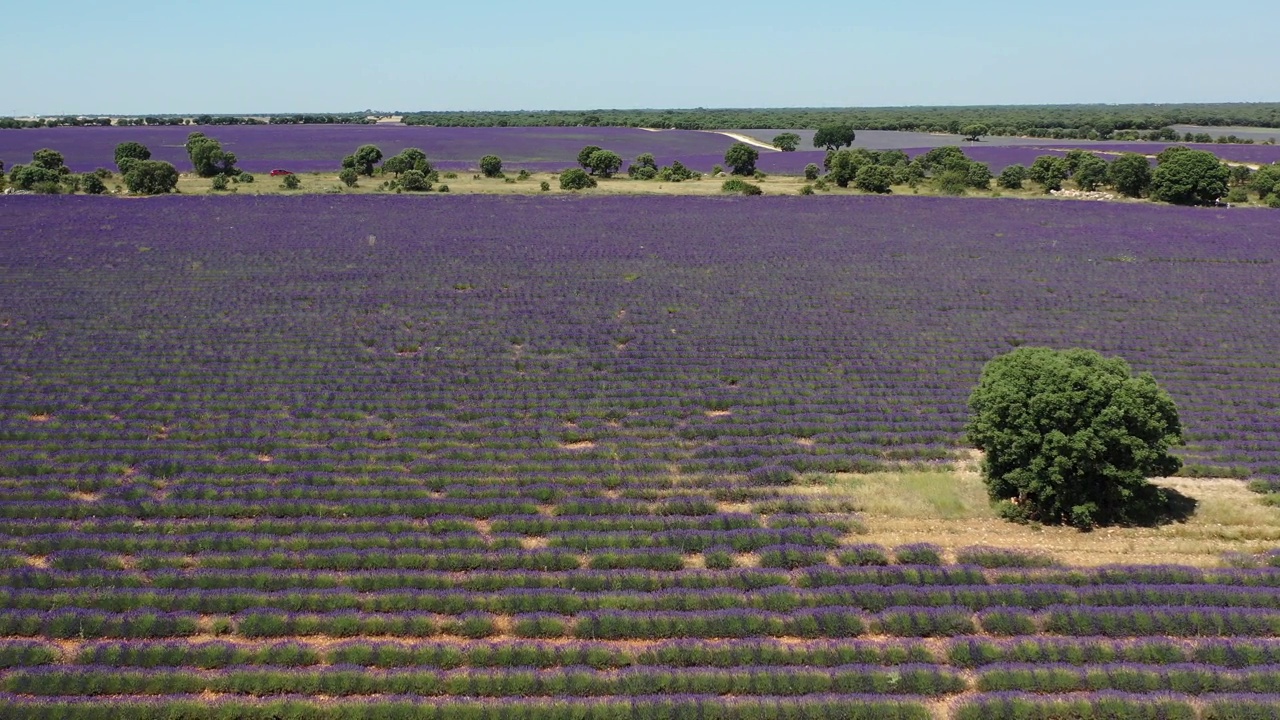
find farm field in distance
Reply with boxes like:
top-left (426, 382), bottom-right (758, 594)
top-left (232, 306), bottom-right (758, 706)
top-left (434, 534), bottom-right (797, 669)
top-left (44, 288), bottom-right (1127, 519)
top-left (2, 193), bottom-right (1280, 719)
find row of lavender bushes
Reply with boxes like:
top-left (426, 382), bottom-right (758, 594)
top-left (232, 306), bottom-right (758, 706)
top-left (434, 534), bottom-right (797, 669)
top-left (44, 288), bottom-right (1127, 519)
top-left (8, 637), bottom-right (1280, 671)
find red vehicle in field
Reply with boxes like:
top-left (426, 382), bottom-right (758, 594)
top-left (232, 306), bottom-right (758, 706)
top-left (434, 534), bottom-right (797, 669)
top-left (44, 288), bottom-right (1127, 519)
top-left (269, 169), bottom-right (294, 176)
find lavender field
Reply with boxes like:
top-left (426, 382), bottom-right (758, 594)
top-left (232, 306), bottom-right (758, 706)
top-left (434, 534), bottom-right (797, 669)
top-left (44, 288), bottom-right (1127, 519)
top-left (1, 195), bottom-right (1280, 719)
top-left (6, 125), bottom-right (1279, 179)
top-left (0, 125), bottom-right (736, 174)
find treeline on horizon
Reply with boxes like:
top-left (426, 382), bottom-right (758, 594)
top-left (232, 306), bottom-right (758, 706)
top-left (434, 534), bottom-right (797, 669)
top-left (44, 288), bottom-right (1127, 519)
top-left (0, 115), bottom-right (374, 129)
top-left (401, 104), bottom-right (1280, 140)
top-left (4, 104), bottom-right (1280, 141)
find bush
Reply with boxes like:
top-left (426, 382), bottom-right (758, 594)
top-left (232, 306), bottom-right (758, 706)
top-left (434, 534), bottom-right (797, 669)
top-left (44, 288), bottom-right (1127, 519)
top-left (799, 184), bottom-right (815, 195)
top-left (539, 180), bottom-right (550, 191)
top-left (997, 164), bottom-right (1027, 189)
top-left (804, 163), bottom-right (821, 181)
top-left (703, 546), bottom-right (736, 570)
top-left (438, 184), bottom-right (449, 193)
top-left (1268, 193), bottom-right (1280, 208)
top-left (1226, 187), bottom-right (1249, 203)
top-left (123, 161), bottom-right (179, 195)
top-left (559, 168), bottom-right (597, 190)
top-left (839, 544), bottom-right (890, 566)
top-left (479, 155), bottom-right (503, 178)
top-left (966, 347), bottom-right (1188, 529)
top-left (399, 170), bottom-right (431, 192)
top-left (935, 170), bottom-right (968, 195)
top-left (81, 174), bottom-right (107, 195)
top-left (237, 172), bottom-right (254, 184)
top-left (745, 465), bottom-right (797, 486)
top-left (210, 175), bottom-right (229, 191)
top-left (894, 543), bottom-right (943, 565)
top-left (721, 178), bottom-right (762, 195)
top-left (855, 164), bottom-right (894, 193)
top-left (1108, 153), bottom-right (1153, 197)
top-left (281, 174), bottom-right (301, 190)
top-left (338, 169), bottom-right (358, 187)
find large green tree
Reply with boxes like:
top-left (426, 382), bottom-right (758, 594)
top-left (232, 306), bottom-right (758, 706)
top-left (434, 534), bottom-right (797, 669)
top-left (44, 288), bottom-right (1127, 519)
top-left (723, 142), bottom-right (759, 176)
top-left (1149, 149), bottom-right (1229, 205)
top-left (1107, 153), bottom-right (1152, 197)
top-left (771, 132), bottom-right (800, 152)
top-left (1028, 155), bottom-right (1069, 192)
top-left (966, 347), bottom-right (1186, 529)
top-left (114, 142), bottom-right (151, 172)
top-left (813, 123), bottom-right (856, 151)
top-left (186, 134), bottom-right (237, 177)
top-left (1072, 155), bottom-right (1110, 191)
top-left (585, 149), bottom-right (623, 178)
top-left (577, 146), bottom-right (603, 170)
top-left (351, 145), bottom-right (384, 176)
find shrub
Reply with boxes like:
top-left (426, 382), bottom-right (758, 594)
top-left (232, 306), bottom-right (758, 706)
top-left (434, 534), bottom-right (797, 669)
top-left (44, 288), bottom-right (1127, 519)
top-left (894, 543), bottom-right (943, 565)
top-left (539, 180), bottom-right (550, 191)
top-left (804, 163), bottom-right (821, 181)
top-left (123, 160), bottom-right (179, 195)
top-left (210, 175), bottom-right (229, 191)
top-left (438, 184), bottom-right (449, 193)
top-left (839, 544), bottom-right (891, 566)
top-left (399, 170), bottom-right (431, 192)
top-left (935, 170), bottom-right (968, 195)
top-left (237, 172), bottom-right (253, 184)
top-left (1225, 187), bottom-right (1249, 203)
top-left (703, 546), bottom-right (736, 570)
top-left (799, 184), bottom-right (815, 195)
top-left (997, 164), bottom-right (1027, 189)
top-left (479, 155), bottom-right (503, 177)
top-left (855, 164), bottom-right (894, 193)
top-left (979, 608), bottom-right (1039, 635)
top-left (721, 178), bottom-right (763, 195)
top-left (559, 168), bottom-right (597, 190)
top-left (758, 544), bottom-right (828, 569)
top-left (81, 174), bottom-right (107, 195)
top-left (338, 169), bottom-right (358, 187)
top-left (745, 465), bottom-right (797, 486)
top-left (966, 347), bottom-right (1187, 529)
top-left (281, 174), bottom-right (301, 190)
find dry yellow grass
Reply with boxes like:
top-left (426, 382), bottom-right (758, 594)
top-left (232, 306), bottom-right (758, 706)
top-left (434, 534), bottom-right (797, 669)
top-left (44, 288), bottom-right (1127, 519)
top-left (800, 456), bottom-right (1280, 567)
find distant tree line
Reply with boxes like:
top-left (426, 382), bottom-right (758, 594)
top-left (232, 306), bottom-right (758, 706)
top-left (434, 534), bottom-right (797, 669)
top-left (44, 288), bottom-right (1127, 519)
top-left (0, 114), bottom-right (375, 129)
top-left (399, 103), bottom-right (1280, 142)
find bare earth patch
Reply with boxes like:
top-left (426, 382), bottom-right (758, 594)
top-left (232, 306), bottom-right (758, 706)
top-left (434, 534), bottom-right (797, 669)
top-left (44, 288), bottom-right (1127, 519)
top-left (560, 441), bottom-right (595, 450)
top-left (27, 414), bottom-right (52, 422)
top-left (705, 410), bottom-right (731, 418)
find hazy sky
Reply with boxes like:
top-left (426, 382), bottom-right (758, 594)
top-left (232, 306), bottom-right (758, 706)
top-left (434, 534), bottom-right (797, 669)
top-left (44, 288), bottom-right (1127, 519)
top-left (6, 0), bottom-right (1278, 115)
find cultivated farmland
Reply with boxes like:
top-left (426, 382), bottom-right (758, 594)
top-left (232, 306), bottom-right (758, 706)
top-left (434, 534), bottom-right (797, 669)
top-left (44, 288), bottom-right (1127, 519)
top-left (1, 194), bottom-right (1279, 719)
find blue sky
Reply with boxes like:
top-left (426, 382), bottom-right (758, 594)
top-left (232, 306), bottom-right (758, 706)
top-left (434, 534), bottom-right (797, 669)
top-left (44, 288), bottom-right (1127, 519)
top-left (6, 0), bottom-right (1278, 115)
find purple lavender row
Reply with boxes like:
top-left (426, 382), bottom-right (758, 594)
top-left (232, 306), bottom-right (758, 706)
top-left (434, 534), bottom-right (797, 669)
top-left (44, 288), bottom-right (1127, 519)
top-left (0, 662), bottom-right (967, 697)
top-left (17, 636), bottom-right (1280, 670)
top-left (8, 583), bottom-right (1280, 617)
top-left (0, 692), bottom-right (936, 720)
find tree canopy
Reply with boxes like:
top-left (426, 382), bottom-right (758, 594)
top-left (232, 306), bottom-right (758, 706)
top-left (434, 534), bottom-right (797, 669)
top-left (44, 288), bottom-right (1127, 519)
top-left (479, 155), bottom-right (503, 177)
top-left (723, 142), bottom-right (759, 176)
top-left (114, 142), bottom-right (151, 172)
top-left (351, 145), bottom-right (384, 176)
top-left (124, 160), bottom-right (179, 195)
top-left (1149, 149), bottom-right (1230, 205)
top-left (771, 133), bottom-right (800, 152)
top-left (966, 347), bottom-right (1187, 529)
top-left (1108, 153), bottom-right (1153, 198)
top-left (813, 124), bottom-right (857, 151)
top-left (584, 149), bottom-right (622, 178)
